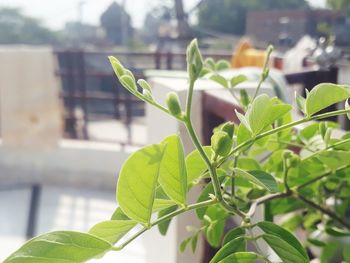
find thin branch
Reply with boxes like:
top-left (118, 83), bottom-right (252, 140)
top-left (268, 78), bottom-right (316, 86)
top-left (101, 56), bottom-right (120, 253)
top-left (246, 192), bottom-right (291, 218)
top-left (294, 192), bottom-right (350, 229)
top-left (113, 199), bottom-right (217, 251)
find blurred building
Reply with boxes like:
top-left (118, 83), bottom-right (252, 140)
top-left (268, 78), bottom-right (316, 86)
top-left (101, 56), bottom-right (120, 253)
top-left (246, 9), bottom-right (336, 46)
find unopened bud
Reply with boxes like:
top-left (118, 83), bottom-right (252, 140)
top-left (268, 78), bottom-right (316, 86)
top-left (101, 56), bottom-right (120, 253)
top-left (166, 92), bottom-right (182, 117)
top-left (109, 56), bottom-right (125, 78)
top-left (120, 75), bottom-right (137, 91)
top-left (211, 131), bottom-right (233, 157)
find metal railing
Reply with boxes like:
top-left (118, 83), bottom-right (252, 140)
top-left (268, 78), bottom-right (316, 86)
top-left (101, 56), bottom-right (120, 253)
top-left (55, 50), bottom-right (233, 146)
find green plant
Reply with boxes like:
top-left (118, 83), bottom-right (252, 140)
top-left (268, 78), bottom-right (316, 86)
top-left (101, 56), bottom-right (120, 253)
top-left (5, 39), bottom-right (350, 263)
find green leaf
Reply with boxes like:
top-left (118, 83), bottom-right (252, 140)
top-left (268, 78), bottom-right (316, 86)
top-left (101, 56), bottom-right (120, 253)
top-left (215, 60), bottom-right (230, 71)
top-left (120, 75), bottom-right (137, 92)
top-left (315, 150), bottom-right (350, 170)
top-left (257, 221), bottom-right (308, 259)
top-left (235, 110), bottom-right (252, 133)
top-left (209, 237), bottom-right (245, 263)
top-left (152, 198), bottom-right (176, 212)
top-left (89, 220), bottom-right (136, 244)
top-left (117, 143), bottom-right (165, 225)
top-left (196, 176), bottom-right (225, 219)
top-left (218, 252), bottom-right (259, 263)
top-left (321, 241), bottom-right (340, 263)
top-left (295, 92), bottom-right (306, 114)
top-left (325, 226), bottom-right (350, 237)
top-left (343, 246), bottom-right (350, 262)
top-left (158, 205), bottom-right (178, 235)
top-left (262, 234), bottom-right (309, 263)
top-left (305, 83), bottom-right (350, 116)
top-left (191, 233), bottom-right (199, 253)
top-left (186, 146), bottom-right (212, 185)
top-left (205, 205), bottom-right (227, 248)
top-left (160, 135), bottom-right (187, 205)
top-left (222, 227), bottom-right (246, 245)
top-left (230, 74), bottom-right (248, 88)
top-left (210, 74), bottom-right (228, 88)
top-left (245, 94), bottom-right (291, 135)
top-left (307, 238), bottom-right (326, 247)
top-left (233, 168), bottom-right (278, 193)
top-left (179, 237), bottom-right (191, 253)
top-left (111, 207), bottom-right (130, 220)
top-left (4, 231), bottom-right (112, 263)
top-left (109, 56), bottom-right (124, 78)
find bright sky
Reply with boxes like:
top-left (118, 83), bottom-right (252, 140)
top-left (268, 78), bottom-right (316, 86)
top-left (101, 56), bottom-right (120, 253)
top-left (0, 0), bottom-right (326, 30)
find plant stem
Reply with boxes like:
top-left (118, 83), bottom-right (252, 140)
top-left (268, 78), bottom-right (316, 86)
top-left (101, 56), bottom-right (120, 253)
top-left (231, 155), bottom-right (238, 200)
top-left (294, 192), bottom-right (350, 229)
top-left (246, 192), bottom-right (290, 218)
top-left (252, 46), bottom-right (273, 101)
top-left (113, 199), bottom-right (217, 251)
top-left (282, 158), bottom-right (290, 192)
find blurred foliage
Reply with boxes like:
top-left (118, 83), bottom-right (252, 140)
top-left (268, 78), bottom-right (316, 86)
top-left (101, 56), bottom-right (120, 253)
top-left (0, 8), bottom-right (61, 45)
top-left (197, 0), bottom-right (309, 35)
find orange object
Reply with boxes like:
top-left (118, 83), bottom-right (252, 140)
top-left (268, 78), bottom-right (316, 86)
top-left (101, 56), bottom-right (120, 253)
top-left (231, 39), bottom-right (267, 68)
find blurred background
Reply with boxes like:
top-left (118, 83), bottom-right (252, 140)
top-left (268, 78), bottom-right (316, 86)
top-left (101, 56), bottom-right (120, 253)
top-left (0, 0), bottom-right (350, 262)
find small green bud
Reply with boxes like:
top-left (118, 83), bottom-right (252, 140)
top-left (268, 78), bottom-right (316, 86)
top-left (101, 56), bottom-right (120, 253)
top-left (166, 92), bottom-right (182, 117)
top-left (186, 39), bottom-right (203, 80)
top-left (282, 150), bottom-right (292, 160)
top-left (240, 89), bottom-right (250, 107)
top-left (211, 131), bottom-right (233, 157)
top-left (204, 57), bottom-right (215, 70)
top-left (137, 79), bottom-right (152, 92)
top-left (120, 75), bottom-right (137, 91)
top-left (109, 56), bottom-right (124, 78)
top-left (220, 122), bottom-right (235, 138)
top-left (262, 68), bottom-right (269, 81)
top-left (288, 154), bottom-right (300, 167)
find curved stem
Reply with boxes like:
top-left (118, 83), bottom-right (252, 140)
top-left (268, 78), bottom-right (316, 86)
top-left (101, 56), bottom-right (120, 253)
top-left (113, 199), bottom-right (217, 251)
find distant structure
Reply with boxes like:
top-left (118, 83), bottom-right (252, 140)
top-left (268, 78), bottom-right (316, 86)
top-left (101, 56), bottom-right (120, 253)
top-left (246, 9), bottom-right (336, 46)
top-left (100, 2), bottom-right (133, 46)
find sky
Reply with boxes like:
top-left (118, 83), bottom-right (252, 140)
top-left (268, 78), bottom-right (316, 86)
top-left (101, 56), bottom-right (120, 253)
top-left (0, 0), bottom-right (326, 30)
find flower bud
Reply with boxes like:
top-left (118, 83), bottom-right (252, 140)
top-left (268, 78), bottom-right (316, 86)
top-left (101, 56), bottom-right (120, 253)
top-left (186, 39), bottom-right (203, 80)
top-left (166, 92), bottom-right (182, 117)
top-left (211, 131), bottom-right (233, 157)
top-left (221, 122), bottom-right (235, 138)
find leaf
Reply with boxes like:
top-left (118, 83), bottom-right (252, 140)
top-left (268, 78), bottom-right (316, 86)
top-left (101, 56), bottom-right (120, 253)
top-left (346, 99), bottom-right (350, 120)
top-left (158, 205), bottom-right (178, 236)
top-left (4, 231), bottom-right (112, 263)
top-left (222, 227), bottom-right (246, 245)
top-left (262, 234), bottom-right (309, 263)
top-left (325, 226), bottom-right (350, 237)
top-left (160, 135), bottom-right (187, 205)
top-left (152, 198), bottom-right (176, 212)
top-left (295, 92), bottom-right (306, 114)
top-left (305, 83), bottom-right (350, 116)
top-left (307, 238), bottom-right (326, 247)
top-left (230, 74), bottom-right (248, 88)
top-left (218, 252), bottom-right (259, 263)
top-left (196, 176), bottom-right (225, 219)
top-left (117, 143), bottom-right (165, 225)
top-left (179, 237), bottom-right (191, 253)
top-left (235, 110), bottom-right (252, 133)
top-left (233, 168), bottom-right (278, 193)
top-left (186, 146), bottom-right (212, 185)
top-left (246, 94), bottom-right (291, 135)
top-left (209, 237), bottom-right (245, 263)
top-left (205, 205), bottom-right (227, 248)
top-left (109, 56), bottom-right (124, 78)
top-left (191, 233), bottom-right (199, 253)
top-left (215, 60), bottom-right (230, 71)
top-left (315, 150), bottom-right (350, 170)
top-left (257, 221), bottom-right (308, 259)
top-left (89, 220), bottom-right (136, 244)
top-left (111, 207), bottom-right (130, 220)
top-left (210, 74), bottom-right (228, 88)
